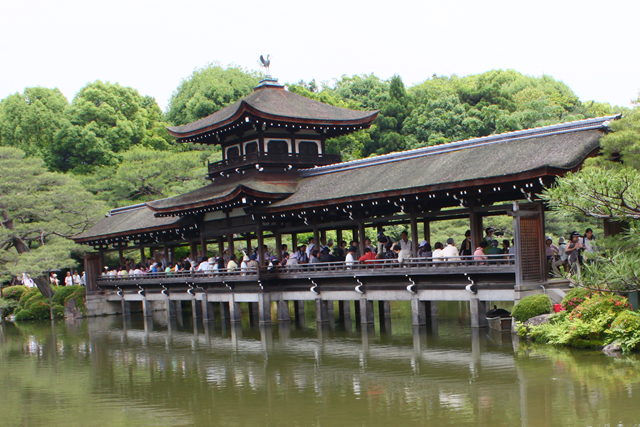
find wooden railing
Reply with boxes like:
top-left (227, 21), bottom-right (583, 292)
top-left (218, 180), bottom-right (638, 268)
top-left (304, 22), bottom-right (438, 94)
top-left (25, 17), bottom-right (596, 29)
top-left (207, 152), bottom-right (342, 173)
top-left (96, 255), bottom-right (515, 287)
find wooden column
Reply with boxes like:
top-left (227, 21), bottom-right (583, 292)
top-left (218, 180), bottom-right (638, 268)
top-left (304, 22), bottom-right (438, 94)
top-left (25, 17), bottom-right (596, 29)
top-left (140, 247), bottom-right (146, 264)
top-left (423, 220), bottom-right (431, 243)
top-left (351, 228), bottom-right (358, 243)
top-left (336, 229), bottom-right (343, 246)
top-left (275, 231), bottom-right (283, 260)
top-left (257, 226), bottom-right (265, 266)
top-left (469, 209), bottom-right (483, 250)
top-left (218, 237), bottom-right (224, 256)
top-left (291, 233), bottom-right (298, 252)
top-left (118, 249), bottom-right (124, 266)
top-left (313, 226), bottom-right (320, 249)
top-left (189, 241), bottom-right (198, 262)
top-left (320, 230), bottom-right (327, 246)
top-left (246, 236), bottom-right (252, 254)
top-left (84, 254), bottom-right (101, 294)
top-left (358, 220), bottom-right (366, 257)
top-left (410, 213), bottom-right (419, 256)
top-left (163, 244), bottom-right (170, 266)
top-left (200, 235), bottom-right (207, 258)
top-left (227, 234), bottom-right (235, 258)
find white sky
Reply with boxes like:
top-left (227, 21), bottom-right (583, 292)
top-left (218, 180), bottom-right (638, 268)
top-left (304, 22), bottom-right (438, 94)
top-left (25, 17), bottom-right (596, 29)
top-left (1, 0), bottom-right (638, 112)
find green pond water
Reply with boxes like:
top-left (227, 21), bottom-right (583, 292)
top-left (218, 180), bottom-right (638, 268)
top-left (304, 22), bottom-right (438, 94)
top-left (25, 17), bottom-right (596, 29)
top-left (1, 301), bottom-right (639, 427)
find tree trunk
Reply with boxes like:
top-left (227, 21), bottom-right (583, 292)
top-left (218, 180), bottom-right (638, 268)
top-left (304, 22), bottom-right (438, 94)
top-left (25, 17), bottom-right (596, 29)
top-left (34, 275), bottom-right (54, 299)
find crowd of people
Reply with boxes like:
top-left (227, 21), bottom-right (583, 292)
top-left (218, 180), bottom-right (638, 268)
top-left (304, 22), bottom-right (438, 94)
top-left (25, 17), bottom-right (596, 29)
top-left (547, 228), bottom-right (596, 276)
top-left (100, 227), bottom-right (596, 277)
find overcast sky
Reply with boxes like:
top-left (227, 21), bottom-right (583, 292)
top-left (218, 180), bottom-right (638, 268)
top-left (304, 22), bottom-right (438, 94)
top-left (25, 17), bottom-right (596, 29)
top-left (1, 0), bottom-right (638, 112)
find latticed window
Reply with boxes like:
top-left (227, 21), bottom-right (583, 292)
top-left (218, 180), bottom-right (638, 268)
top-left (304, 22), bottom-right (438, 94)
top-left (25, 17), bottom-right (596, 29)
top-left (520, 217), bottom-right (543, 282)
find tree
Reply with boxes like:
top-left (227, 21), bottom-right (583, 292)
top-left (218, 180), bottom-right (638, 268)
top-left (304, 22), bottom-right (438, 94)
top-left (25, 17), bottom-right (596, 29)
top-left (542, 105), bottom-right (640, 292)
top-left (366, 76), bottom-right (412, 156)
top-left (0, 147), bottom-right (105, 294)
top-left (46, 81), bottom-right (171, 174)
top-left (0, 87), bottom-right (68, 157)
top-left (166, 63), bottom-right (260, 126)
top-left (82, 145), bottom-right (220, 208)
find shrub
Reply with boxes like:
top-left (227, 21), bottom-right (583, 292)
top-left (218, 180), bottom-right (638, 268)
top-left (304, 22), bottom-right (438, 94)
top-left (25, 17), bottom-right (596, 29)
top-left (52, 285), bottom-right (82, 306)
top-left (562, 287), bottom-right (596, 313)
top-left (14, 309), bottom-right (33, 321)
top-left (570, 293), bottom-right (629, 323)
top-left (512, 294), bottom-right (553, 322)
top-left (607, 311), bottom-right (640, 353)
top-left (0, 297), bottom-right (18, 317)
top-left (2, 286), bottom-right (29, 302)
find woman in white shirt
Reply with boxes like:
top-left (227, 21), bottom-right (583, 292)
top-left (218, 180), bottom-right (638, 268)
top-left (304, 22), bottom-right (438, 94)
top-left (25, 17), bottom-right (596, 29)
top-left (432, 242), bottom-right (444, 262)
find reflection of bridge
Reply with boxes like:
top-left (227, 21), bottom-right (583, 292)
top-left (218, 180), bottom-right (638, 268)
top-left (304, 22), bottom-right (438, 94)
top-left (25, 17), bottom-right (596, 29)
top-left (92, 255), bottom-right (528, 329)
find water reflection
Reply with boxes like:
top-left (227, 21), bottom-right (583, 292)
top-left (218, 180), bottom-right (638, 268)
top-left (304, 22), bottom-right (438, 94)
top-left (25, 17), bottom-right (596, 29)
top-left (0, 303), bottom-right (639, 426)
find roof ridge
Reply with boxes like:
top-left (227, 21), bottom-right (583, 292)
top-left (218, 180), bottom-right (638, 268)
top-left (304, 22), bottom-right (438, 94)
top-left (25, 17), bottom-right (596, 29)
top-left (106, 203), bottom-right (148, 217)
top-left (301, 114), bottom-right (621, 177)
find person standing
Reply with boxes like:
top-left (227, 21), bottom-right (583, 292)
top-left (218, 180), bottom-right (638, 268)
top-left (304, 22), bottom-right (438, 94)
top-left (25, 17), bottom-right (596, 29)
top-left (64, 271), bottom-right (73, 286)
top-left (459, 230), bottom-right (473, 258)
top-left (565, 232), bottom-right (584, 274)
top-left (72, 271), bottom-right (81, 285)
top-left (397, 231), bottom-right (413, 259)
top-left (483, 228), bottom-right (495, 255)
top-left (442, 238), bottom-right (460, 261)
top-left (582, 228), bottom-right (596, 253)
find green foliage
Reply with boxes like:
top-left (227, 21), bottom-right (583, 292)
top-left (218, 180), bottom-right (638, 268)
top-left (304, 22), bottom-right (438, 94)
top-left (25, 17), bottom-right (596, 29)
top-left (511, 294), bottom-right (553, 322)
top-left (46, 81), bottom-right (171, 173)
top-left (166, 63), bottom-right (260, 126)
top-left (571, 293), bottom-right (630, 323)
top-left (12, 285), bottom-right (84, 321)
top-left (562, 287), bottom-right (596, 312)
top-left (0, 147), bottom-right (105, 281)
top-left (0, 87), bottom-right (69, 158)
top-left (2, 285), bottom-right (29, 302)
top-left (0, 297), bottom-right (18, 316)
top-left (82, 145), bottom-right (218, 207)
top-left (607, 311), bottom-right (640, 353)
top-left (527, 293), bottom-right (634, 350)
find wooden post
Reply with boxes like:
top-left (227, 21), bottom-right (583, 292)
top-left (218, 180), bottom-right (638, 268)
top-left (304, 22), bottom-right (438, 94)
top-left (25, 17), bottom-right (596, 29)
top-left (320, 229), bottom-right (327, 246)
top-left (336, 229), bottom-right (343, 246)
top-left (189, 241), bottom-right (198, 262)
top-left (140, 246), bottom-right (146, 264)
top-left (469, 209), bottom-right (483, 250)
top-left (358, 220), bottom-right (366, 257)
top-left (275, 231), bottom-right (283, 260)
top-left (118, 249), bottom-right (124, 266)
top-left (246, 236), bottom-right (252, 254)
top-left (227, 234), bottom-right (235, 258)
top-left (218, 237), bottom-right (224, 256)
top-left (313, 226), bottom-right (319, 249)
top-left (257, 226), bottom-right (265, 266)
top-left (291, 233), bottom-right (298, 252)
top-left (423, 220), bottom-right (431, 243)
top-left (200, 235), bottom-right (207, 258)
top-left (410, 213), bottom-right (419, 256)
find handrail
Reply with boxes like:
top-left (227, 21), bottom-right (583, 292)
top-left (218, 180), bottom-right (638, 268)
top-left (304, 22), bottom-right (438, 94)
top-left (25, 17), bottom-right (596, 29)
top-left (208, 152), bottom-right (342, 173)
top-left (95, 255), bottom-right (515, 284)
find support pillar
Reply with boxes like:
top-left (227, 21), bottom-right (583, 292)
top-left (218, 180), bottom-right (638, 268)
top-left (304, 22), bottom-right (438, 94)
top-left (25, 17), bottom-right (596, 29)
top-left (354, 300), bottom-right (361, 325)
top-left (119, 249), bottom-right (125, 266)
top-left (166, 300), bottom-right (178, 318)
top-left (411, 298), bottom-right (427, 326)
top-left (338, 300), bottom-right (351, 326)
top-left (122, 300), bottom-right (132, 316)
top-left (358, 220), bottom-right (366, 257)
top-left (320, 229), bottom-right (327, 246)
top-left (142, 298), bottom-right (153, 317)
top-left (200, 235), bottom-right (207, 258)
top-left (469, 209), bottom-right (484, 251)
top-left (360, 298), bottom-right (374, 324)
top-left (410, 213), bottom-right (419, 256)
top-left (423, 220), bottom-right (431, 243)
top-left (294, 300), bottom-right (306, 327)
top-left (248, 302), bottom-right (259, 326)
top-left (378, 300), bottom-right (391, 323)
top-left (190, 241), bottom-right (198, 262)
top-left (227, 234), bottom-right (235, 259)
top-left (258, 293), bottom-right (272, 324)
top-left (291, 233), bottom-right (298, 251)
top-left (192, 299), bottom-right (203, 319)
top-left (257, 226), bottom-right (265, 266)
top-left (140, 246), bottom-right (146, 264)
top-left (470, 298), bottom-right (488, 328)
top-left (336, 229), bottom-right (343, 246)
top-left (202, 294), bottom-right (216, 321)
top-left (275, 232), bottom-right (283, 260)
top-left (315, 299), bottom-right (329, 323)
top-left (426, 301), bottom-right (438, 318)
top-left (229, 297), bottom-right (242, 323)
top-left (218, 237), bottom-right (225, 257)
top-left (277, 300), bottom-right (291, 321)
top-left (313, 226), bottom-right (319, 250)
top-left (220, 301), bottom-right (230, 321)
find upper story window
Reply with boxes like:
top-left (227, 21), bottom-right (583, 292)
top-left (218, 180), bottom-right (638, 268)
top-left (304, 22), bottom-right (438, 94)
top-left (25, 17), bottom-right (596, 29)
top-left (298, 141), bottom-right (319, 158)
top-left (245, 141), bottom-right (258, 155)
top-left (226, 145), bottom-right (240, 160)
top-left (267, 140), bottom-right (289, 157)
